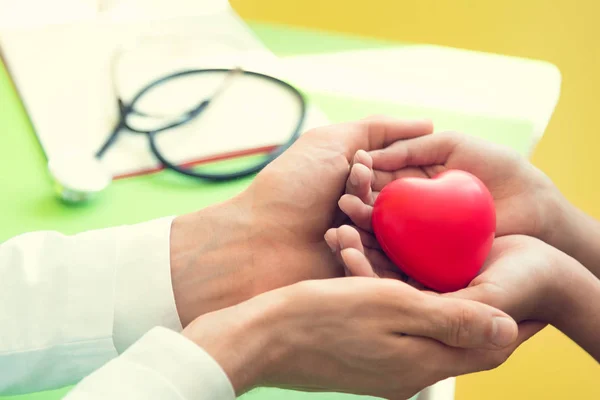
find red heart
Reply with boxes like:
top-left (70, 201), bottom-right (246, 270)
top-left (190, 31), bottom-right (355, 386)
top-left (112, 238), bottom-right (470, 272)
top-left (372, 170), bottom-right (495, 292)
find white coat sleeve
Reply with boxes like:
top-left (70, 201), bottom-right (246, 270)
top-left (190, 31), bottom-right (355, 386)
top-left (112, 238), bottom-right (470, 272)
top-left (63, 327), bottom-right (235, 400)
top-left (0, 217), bottom-right (233, 399)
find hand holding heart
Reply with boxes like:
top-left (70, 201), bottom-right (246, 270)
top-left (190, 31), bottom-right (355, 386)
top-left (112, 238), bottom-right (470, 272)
top-left (327, 131), bottom-right (560, 283)
top-left (326, 164), bottom-right (497, 292)
top-left (325, 133), bottom-right (568, 324)
top-left (337, 131), bottom-right (560, 241)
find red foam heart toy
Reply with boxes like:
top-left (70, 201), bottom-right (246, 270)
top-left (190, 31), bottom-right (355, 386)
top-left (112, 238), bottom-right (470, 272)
top-left (372, 170), bottom-right (496, 292)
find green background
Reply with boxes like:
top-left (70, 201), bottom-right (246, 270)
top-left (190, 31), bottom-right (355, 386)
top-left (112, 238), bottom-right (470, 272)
top-left (0, 22), bottom-right (533, 399)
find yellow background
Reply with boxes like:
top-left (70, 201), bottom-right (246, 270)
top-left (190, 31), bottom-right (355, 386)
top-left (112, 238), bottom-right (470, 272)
top-left (231, 0), bottom-right (600, 399)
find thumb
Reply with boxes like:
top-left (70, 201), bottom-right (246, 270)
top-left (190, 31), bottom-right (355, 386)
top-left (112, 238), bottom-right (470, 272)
top-left (423, 294), bottom-right (519, 350)
top-left (396, 287), bottom-right (518, 350)
top-left (369, 131), bottom-right (462, 171)
top-left (444, 282), bottom-right (528, 323)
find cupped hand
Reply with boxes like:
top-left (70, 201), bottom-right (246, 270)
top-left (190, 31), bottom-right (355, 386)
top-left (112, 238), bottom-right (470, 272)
top-left (330, 223), bottom-right (566, 325)
top-left (183, 277), bottom-right (540, 400)
top-left (340, 131), bottom-right (561, 241)
top-left (169, 117), bottom-right (434, 326)
top-left (326, 150), bottom-right (567, 322)
top-left (238, 117), bottom-right (434, 293)
top-left (447, 235), bottom-right (574, 324)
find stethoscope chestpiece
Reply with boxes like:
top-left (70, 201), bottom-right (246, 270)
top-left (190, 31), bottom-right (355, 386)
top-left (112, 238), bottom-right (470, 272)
top-left (47, 154), bottom-right (112, 203)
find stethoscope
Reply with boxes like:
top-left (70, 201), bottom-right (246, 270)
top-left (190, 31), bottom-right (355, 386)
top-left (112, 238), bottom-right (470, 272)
top-left (47, 46), bottom-right (307, 203)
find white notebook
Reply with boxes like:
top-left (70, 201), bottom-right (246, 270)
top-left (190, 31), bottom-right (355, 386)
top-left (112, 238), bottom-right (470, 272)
top-left (0, 2), bottom-right (330, 178)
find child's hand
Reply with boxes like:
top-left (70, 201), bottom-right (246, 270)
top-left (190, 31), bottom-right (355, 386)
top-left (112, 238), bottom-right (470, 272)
top-left (324, 140), bottom-right (563, 314)
top-left (327, 139), bottom-right (600, 360)
top-left (324, 143), bottom-right (571, 324)
top-left (328, 219), bottom-right (568, 327)
top-left (332, 131), bottom-right (563, 245)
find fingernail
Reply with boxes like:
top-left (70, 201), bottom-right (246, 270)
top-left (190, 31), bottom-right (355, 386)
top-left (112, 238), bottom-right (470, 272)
top-left (350, 170), bottom-right (359, 186)
top-left (491, 317), bottom-right (516, 347)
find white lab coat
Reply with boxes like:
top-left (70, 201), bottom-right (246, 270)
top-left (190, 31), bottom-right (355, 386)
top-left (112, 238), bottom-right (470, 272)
top-left (0, 217), bottom-right (235, 399)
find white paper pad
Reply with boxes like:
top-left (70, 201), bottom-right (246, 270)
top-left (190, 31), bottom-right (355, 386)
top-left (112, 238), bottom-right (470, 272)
top-left (0, 3), bottom-right (330, 178)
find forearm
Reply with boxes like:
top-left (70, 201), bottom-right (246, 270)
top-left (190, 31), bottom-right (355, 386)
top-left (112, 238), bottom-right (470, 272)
top-left (169, 197), bottom-right (262, 327)
top-left (547, 199), bottom-right (600, 280)
top-left (553, 260), bottom-right (600, 362)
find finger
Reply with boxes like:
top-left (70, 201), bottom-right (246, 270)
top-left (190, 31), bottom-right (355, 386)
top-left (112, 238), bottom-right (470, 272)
top-left (369, 131), bottom-right (462, 172)
top-left (364, 248), bottom-right (406, 280)
top-left (395, 320), bottom-right (546, 385)
top-left (341, 248), bottom-right (378, 277)
top-left (330, 226), bottom-right (392, 277)
top-left (338, 194), bottom-right (373, 232)
top-left (337, 225), bottom-right (395, 277)
top-left (337, 225), bottom-right (365, 253)
top-left (453, 321), bottom-right (547, 377)
top-left (443, 281), bottom-right (524, 321)
top-left (324, 228), bottom-right (339, 253)
top-left (359, 116), bottom-right (434, 150)
top-left (353, 149), bottom-right (373, 169)
top-left (391, 286), bottom-right (518, 350)
top-left (324, 229), bottom-right (352, 276)
top-left (371, 167), bottom-right (431, 191)
top-left (346, 163), bottom-right (374, 205)
top-left (327, 225), bottom-right (381, 249)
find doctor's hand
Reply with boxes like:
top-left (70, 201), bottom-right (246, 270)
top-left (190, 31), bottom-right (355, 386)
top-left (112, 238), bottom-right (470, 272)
top-left (182, 277), bottom-right (537, 400)
top-left (170, 117), bottom-right (434, 326)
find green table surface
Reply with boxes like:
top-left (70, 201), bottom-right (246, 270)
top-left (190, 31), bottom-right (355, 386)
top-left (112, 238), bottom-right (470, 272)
top-left (0, 21), bottom-right (534, 400)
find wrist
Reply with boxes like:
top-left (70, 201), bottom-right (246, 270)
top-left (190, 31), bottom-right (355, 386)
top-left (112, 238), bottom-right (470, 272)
top-left (539, 190), bottom-right (590, 261)
top-left (182, 289), bottom-right (289, 394)
top-left (545, 251), bottom-right (593, 328)
top-left (551, 260), bottom-right (600, 360)
top-left (170, 196), bottom-right (260, 326)
top-left (537, 187), bottom-right (570, 246)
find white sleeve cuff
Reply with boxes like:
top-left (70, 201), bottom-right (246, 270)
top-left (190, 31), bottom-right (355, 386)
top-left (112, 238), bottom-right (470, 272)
top-left (65, 327), bottom-right (236, 400)
top-left (112, 216), bottom-right (183, 353)
top-left (0, 229), bottom-right (120, 394)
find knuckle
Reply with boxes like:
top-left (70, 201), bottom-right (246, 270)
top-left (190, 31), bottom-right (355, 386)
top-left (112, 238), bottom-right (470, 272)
top-left (445, 304), bottom-right (476, 346)
top-left (397, 142), bottom-right (413, 165)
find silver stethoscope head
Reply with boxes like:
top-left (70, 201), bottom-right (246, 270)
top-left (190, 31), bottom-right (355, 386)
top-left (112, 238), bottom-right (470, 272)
top-left (48, 154), bottom-right (112, 203)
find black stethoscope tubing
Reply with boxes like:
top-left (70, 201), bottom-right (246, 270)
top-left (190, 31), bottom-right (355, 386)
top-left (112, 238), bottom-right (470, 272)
top-left (95, 68), bottom-right (307, 181)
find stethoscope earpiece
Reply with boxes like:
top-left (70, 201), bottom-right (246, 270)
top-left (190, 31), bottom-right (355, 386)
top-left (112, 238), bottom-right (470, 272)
top-left (48, 155), bottom-right (112, 203)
